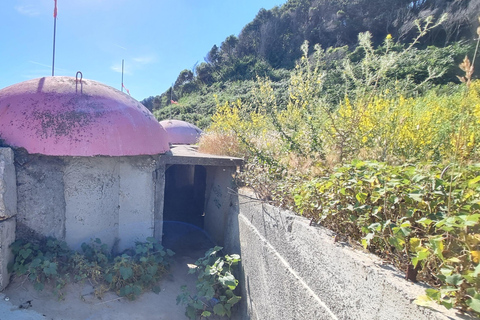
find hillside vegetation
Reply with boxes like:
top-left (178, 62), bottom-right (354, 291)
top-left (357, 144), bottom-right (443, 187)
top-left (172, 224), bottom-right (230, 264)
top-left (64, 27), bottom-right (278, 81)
top-left (142, 0), bottom-right (479, 128)
top-left (145, 0), bottom-right (480, 316)
top-left (200, 14), bottom-right (480, 316)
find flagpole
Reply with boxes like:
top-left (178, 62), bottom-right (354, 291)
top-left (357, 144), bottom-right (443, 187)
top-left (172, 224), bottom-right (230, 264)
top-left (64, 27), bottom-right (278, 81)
top-left (121, 59), bottom-right (124, 92)
top-left (52, 0), bottom-right (57, 76)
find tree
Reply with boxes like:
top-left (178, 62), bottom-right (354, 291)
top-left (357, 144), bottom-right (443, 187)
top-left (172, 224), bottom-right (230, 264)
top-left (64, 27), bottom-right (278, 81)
top-left (174, 69), bottom-right (194, 89)
top-left (205, 45), bottom-right (222, 66)
top-left (195, 62), bottom-right (215, 85)
top-left (220, 35), bottom-right (239, 61)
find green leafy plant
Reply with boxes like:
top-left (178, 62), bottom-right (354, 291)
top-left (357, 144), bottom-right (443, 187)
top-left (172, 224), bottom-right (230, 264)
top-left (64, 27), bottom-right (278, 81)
top-left (9, 237), bottom-right (72, 294)
top-left (104, 237), bottom-right (175, 300)
top-left (9, 236), bottom-right (174, 301)
top-left (290, 160), bottom-right (480, 315)
top-left (177, 246), bottom-right (241, 319)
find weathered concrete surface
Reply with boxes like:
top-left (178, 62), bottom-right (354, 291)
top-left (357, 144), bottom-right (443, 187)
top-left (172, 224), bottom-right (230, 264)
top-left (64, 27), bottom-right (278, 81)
top-left (0, 148), bottom-right (16, 221)
top-left (118, 158), bottom-right (156, 251)
top-left (204, 166), bottom-right (236, 246)
top-left (0, 76), bottom-right (169, 156)
top-left (0, 218), bottom-right (15, 290)
top-left (228, 189), bottom-right (470, 320)
top-left (15, 154), bottom-right (161, 251)
top-left (15, 155), bottom-right (66, 240)
top-left (0, 148), bottom-right (17, 290)
top-left (0, 292), bottom-right (45, 320)
top-left (161, 144), bottom-right (243, 168)
top-left (64, 156), bottom-right (159, 251)
top-left (63, 157), bottom-right (121, 250)
top-left (153, 163), bottom-right (166, 241)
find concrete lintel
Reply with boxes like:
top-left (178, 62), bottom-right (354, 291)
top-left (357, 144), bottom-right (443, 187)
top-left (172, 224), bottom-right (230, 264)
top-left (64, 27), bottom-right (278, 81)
top-left (159, 145), bottom-right (243, 167)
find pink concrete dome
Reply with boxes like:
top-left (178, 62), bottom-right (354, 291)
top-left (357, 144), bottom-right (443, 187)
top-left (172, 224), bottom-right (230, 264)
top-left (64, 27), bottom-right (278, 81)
top-left (0, 76), bottom-right (170, 156)
top-left (159, 119), bottom-right (202, 145)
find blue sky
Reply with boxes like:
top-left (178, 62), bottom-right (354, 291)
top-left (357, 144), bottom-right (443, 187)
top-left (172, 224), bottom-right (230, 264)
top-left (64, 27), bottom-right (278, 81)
top-left (0, 0), bottom-right (285, 101)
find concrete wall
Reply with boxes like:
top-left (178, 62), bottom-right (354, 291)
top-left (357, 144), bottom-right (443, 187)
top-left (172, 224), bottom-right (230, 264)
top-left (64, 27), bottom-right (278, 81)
top-left (0, 149), bottom-right (16, 290)
top-left (226, 189), bottom-right (465, 320)
top-left (15, 154), bottom-right (160, 252)
top-left (204, 166), bottom-right (236, 246)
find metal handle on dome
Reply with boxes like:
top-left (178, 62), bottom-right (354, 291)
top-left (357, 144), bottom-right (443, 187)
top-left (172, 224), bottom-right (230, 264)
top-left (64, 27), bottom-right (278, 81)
top-left (76, 71), bottom-right (83, 82)
top-left (75, 71), bottom-right (83, 94)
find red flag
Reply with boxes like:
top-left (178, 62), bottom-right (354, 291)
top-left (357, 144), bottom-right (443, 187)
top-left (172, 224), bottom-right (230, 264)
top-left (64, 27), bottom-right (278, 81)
top-left (122, 83), bottom-right (131, 96)
top-left (171, 100), bottom-right (178, 104)
top-left (53, 0), bottom-right (57, 18)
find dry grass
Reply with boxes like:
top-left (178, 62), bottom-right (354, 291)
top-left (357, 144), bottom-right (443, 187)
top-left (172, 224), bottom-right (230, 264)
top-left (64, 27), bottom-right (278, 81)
top-left (198, 132), bottom-right (246, 158)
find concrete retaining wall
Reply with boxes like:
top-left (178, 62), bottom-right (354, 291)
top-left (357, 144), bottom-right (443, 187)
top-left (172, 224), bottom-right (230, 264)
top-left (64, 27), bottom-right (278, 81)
top-left (0, 149), bottom-right (16, 290)
top-left (227, 189), bottom-right (465, 320)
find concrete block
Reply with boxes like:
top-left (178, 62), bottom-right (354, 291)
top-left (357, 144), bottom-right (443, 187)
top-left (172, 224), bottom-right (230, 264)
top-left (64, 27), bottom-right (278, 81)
top-left (0, 148), bottom-right (16, 220)
top-left (0, 218), bottom-right (16, 291)
top-left (15, 155), bottom-right (65, 239)
top-left (118, 157), bottom-right (156, 251)
top-left (64, 157), bottom-right (120, 250)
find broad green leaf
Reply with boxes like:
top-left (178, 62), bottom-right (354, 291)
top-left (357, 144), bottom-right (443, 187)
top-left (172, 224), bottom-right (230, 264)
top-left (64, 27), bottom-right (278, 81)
top-left (425, 288), bottom-right (440, 300)
top-left (186, 306), bottom-right (196, 319)
top-left (388, 236), bottom-right (405, 251)
top-left (416, 217), bottom-right (433, 227)
top-left (445, 257), bottom-right (461, 264)
top-left (219, 272), bottom-right (237, 289)
top-left (409, 238), bottom-right (421, 250)
top-left (227, 295), bottom-right (241, 305)
top-left (412, 250), bottom-right (430, 268)
top-left (213, 303), bottom-right (227, 316)
top-left (120, 266), bottom-right (133, 280)
top-left (104, 273), bottom-right (113, 283)
top-left (467, 298), bottom-right (480, 313)
top-left (474, 263), bottom-right (480, 277)
top-left (440, 267), bottom-right (453, 276)
top-left (445, 273), bottom-right (463, 286)
top-left (429, 237), bottom-right (444, 261)
top-left (414, 295), bottom-right (432, 307)
top-left (408, 193), bottom-right (423, 202)
top-left (201, 311), bottom-right (212, 317)
top-left (356, 192), bottom-right (368, 204)
top-left (34, 282), bottom-right (44, 291)
top-left (368, 223), bottom-right (382, 232)
top-left (440, 299), bottom-right (453, 309)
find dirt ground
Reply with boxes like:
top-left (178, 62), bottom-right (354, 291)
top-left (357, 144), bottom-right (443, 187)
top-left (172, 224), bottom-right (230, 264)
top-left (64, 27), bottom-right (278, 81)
top-left (2, 224), bottom-right (215, 320)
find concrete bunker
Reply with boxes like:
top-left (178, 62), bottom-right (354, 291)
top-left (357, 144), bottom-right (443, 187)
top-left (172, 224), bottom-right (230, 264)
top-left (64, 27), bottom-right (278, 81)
top-left (0, 77), bottom-right (465, 319)
top-left (160, 119), bottom-right (203, 145)
top-left (160, 146), bottom-right (241, 250)
top-left (0, 77), bottom-right (241, 278)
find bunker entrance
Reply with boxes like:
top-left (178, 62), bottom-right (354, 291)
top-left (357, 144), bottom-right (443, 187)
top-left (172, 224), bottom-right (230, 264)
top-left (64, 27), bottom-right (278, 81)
top-left (162, 164), bottom-right (211, 251)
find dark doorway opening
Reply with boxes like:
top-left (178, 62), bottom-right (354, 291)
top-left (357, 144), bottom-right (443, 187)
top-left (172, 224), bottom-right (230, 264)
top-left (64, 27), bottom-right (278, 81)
top-left (162, 164), bottom-right (212, 252)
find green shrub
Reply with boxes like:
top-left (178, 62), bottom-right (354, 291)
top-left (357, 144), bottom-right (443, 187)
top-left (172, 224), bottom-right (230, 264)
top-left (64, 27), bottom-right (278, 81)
top-left (177, 247), bottom-right (241, 319)
top-left (9, 237), bottom-right (174, 301)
